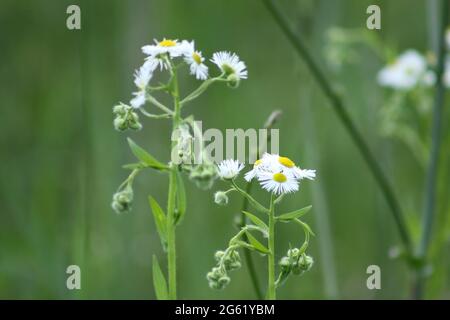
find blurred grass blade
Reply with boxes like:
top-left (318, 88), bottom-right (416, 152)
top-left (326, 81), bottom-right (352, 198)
top-left (152, 255), bottom-right (168, 300)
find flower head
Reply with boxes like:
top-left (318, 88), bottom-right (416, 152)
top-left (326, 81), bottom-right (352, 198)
top-left (377, 50), bottom-right (428, 90)
top-left (258, 171), bottom-right (299, 195)
top-left (182, 41), bottom-right (209, 80)
top-left (217, 159), bottom-right (244, 180)
top-left (211, 51), bottom-right (248, 80)
top-left (142, 38), bottom-right (186, 58)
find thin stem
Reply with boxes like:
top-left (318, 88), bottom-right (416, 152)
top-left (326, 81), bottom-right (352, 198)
top-left (166, 62), bottom-right (182, 300)
top-left (145, 93), bottom-right (174, 115)
top-left (180, 75), bottom-right (226, 106)
top-left (139, 108), bottom-right (171, 119)
top-left (263, 0), bottom-right (412, 254)
top-left (267, 194), bottom-right (276, 300)
top-left (414, 0), bottom-right (449, 299)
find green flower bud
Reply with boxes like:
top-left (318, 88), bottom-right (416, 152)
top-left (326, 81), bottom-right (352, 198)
top-left (214, 191), bottom-right (229, 206)
top-left (226, 73), bottom-right (240, 88)
top-left (113, 103), bottom-right (127, 115)
top-left (111, 186), bottom-right (134, 214)
top-left (214, 250), bottom-right (225, 261)
top-left (279, 256), bottom-right (291, 272)
top-left (114, 117), bottom-right (127, 131)
top-left (287, 248), bottom-right (300, 259)
top-left (218, 276), bottom-right (230, 287)
top-left (189, 162), bottom-right (217, 190)
top-left (298, 254), bottom-right (314, 272)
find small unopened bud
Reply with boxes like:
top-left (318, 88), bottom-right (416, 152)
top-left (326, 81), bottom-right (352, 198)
top-left (111, 186), bottom-right (134, 214)
top-left (214, 250), bottom-right (225, 261)
top-left (226, 73), bottom-right (240, 88)
top-left (113, 103), bottom-right (142, 132)
top-left (214, 191), bottom-right (229, 206)
top-left (298, 254), bottom-right (314, 272)
top-left (279, 257), bottom-right (291, 272)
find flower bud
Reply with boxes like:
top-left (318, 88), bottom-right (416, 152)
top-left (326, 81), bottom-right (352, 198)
top-left (298, 254), bottom-right (314, 272)
top-left (279, 256), bottom-right (291, 272)
top-left (287, 248), bottom-right (300, 259)
top-left (226, 73), bottom-right (240, 88)
top-left (111, 186), bottom-right (134, 214)
top-left (214, 250), bottom-right (225, 261)
top-left (189, 162), bottom-right (217, 190)
top-left (214, 191), bottom-right (229, 206)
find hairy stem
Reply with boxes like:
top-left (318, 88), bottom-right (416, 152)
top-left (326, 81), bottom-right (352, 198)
top-left (414, 0), bottom-right (449, 299)
top-left (262, 0), bottom-right (412, 254)
top-left (267, 194), bottom-right (276, 300)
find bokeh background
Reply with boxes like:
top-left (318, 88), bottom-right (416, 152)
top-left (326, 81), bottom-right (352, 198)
top-left (1, 0), bottom-right (449, 299)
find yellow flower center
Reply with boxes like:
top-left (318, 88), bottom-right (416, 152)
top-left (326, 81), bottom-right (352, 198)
top-left (159, 39), bottom-right (177, 47)
top-left (278, 156), bottom-right (295, 168)
top-left (192, 52), bottom-right (202, 64)
top-left (273, 173), bottom-right (287, 183)
top-left (254, 159), bottom-right (262, 167)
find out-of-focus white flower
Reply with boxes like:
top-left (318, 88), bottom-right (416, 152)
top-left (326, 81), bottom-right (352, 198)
top-left (258, 171), bottom-right (299, 195)
top-left (182, 41), bottom-right (209, 80)
top-left (211, 51), bottom-right (248, 80)
top-left (217, 159), bottom-right (244, 180)
top-left (377, 50), bottom-right (428, 90)
top-left (130, 64), bottom-right (152, 108)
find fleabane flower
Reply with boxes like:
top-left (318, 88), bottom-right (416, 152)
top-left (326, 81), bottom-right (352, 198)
top-left (182, 41), bottom-right (208, 80)
top-left (377, 50), bottom-right (428, 90)
top-left (211, 51), bottom-right (248, 80)
top-left (245, 153), bottom-right (316, 182)
top-left (142, 38), bottom-right (186, 58)
top-left (258, 171), bottom-right (299, 195)
top-left (142, 38), bottom-right (186, 71)
top-left (217, 159), bottom-right (244, 180)
top-left (130, 64), bottom-right (152, 108)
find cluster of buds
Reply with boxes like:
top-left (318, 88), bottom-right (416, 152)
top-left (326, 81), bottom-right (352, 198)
top-left (111, 185), bottom-right (134, 214)
top-left (207, 250), bottom-right (241, 289)
top-left (113, 103), bottom-right (142, 131)
top-left (279, 248), bottom-right (314, 276)
top-left (187, 160), bottom-right (217, 190)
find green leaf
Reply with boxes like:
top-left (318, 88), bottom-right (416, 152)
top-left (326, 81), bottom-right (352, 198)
top-left (152, 255), bottom-right (168, 300)
top-left (276, 205), bottom-right (312, 221)
top-left (242, 211), bottom-right (268, 232)
top-left (127, 138), bottom-right (167, 170)
top-left (174, 170), bottom-right (186, 225)
top-left (148, 196), bottom-right (167, 247)
top-left (122, 162), bottom-right (146, 170)
top-left (245, 231), bottom-right (270, 254)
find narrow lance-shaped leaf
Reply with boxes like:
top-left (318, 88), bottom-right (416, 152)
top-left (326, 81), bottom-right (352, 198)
top-left (242, 211), bottom-right (268, 233)
top-left (127, 138), bottom-right (167, 170)
top-left (174, 170), bottom-right (186, 225)
top-left (148, 196), bottom-right (167, 249)
top-left (245, 231), bottom-right (270, 254)
top-left (276, 205), bottom-right (312, 222)
top-left (152, 255), bottom-right (168, 300)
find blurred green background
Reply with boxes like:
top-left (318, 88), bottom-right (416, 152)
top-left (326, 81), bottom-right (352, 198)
top-left (1, 0), bottom-right (449, 299)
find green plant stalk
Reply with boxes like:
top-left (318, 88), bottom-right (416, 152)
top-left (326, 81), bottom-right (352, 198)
top-left (263, 0), bottom-right (412, 254)
top-left (267, 194), bottom-right (276, 300)
top-left (166, 65), bottom-right (182, 300)
top-left (415, 0), bottom-right (449, 299)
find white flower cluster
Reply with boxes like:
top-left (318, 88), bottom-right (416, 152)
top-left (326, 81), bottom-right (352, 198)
top-left (217, 153), bottom-right (316, 195)
top-left (129, 38), bottom-right (248, 109)
top-left (378, 31), bottom-right (450, 91)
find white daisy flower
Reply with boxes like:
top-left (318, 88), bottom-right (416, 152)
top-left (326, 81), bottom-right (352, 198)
top-left (211, 51), bottom-right (248, 79)
top-left (142, 38), bottom-right (186, 58)
top-left (377, 50), bottom-right (428, 90)
top-left (245, 153), bottom-right (316, 182)
top-left (258, 171), bottom-right (299, 195)
top-left (182, 41), bottom-right (208, 80)
top-left (217, 159), bottom-right (244, 180)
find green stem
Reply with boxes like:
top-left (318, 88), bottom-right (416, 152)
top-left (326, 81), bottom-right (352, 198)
top-left (267, 194), bottom-right (276, 300)
top-left (415, 0), bottom-right (449, 299)
top-left (263, 0), bottom-right (412, 255)
top-left (166, 63), bottom-right (182, 300)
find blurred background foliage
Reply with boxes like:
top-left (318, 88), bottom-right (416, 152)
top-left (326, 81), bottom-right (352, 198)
top-left (0, 0), bottom-right (449, 299)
